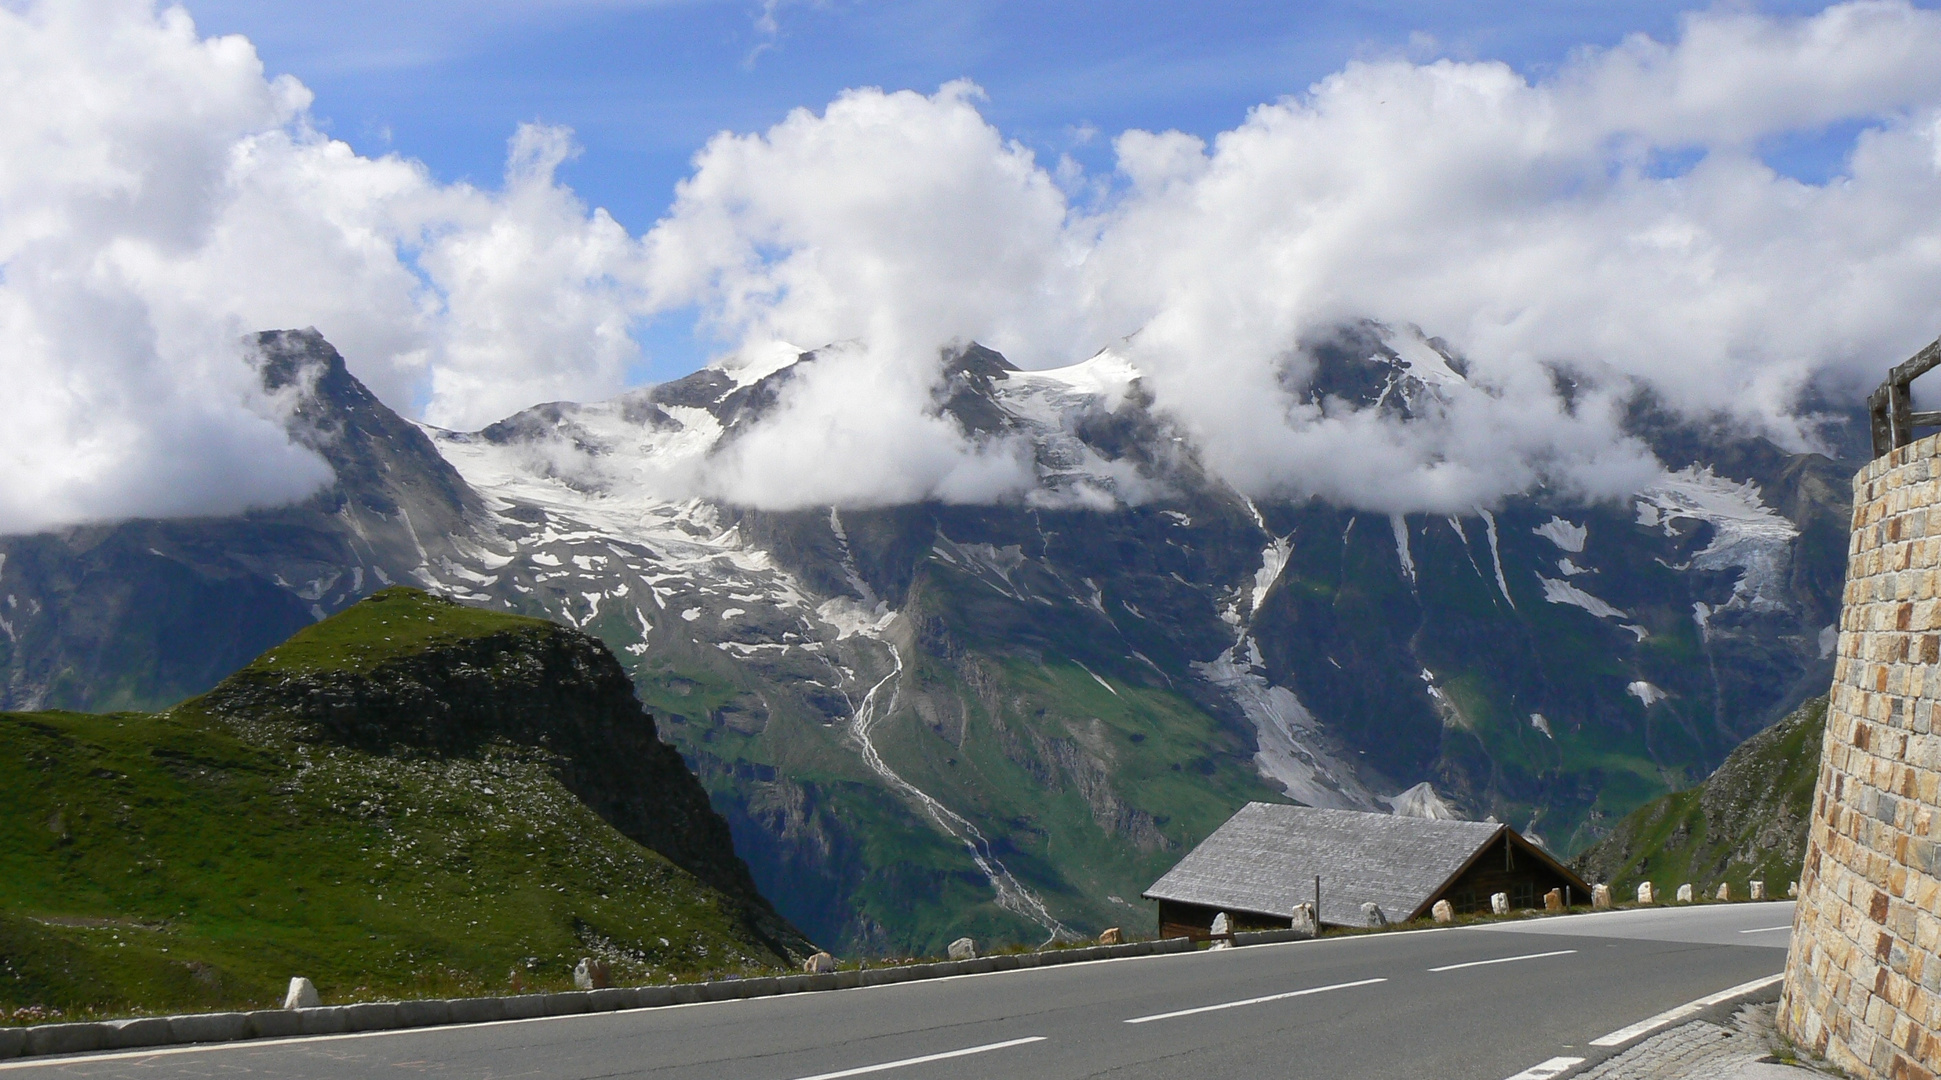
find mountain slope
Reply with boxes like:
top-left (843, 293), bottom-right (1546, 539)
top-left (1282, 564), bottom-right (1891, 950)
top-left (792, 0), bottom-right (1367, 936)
top-left (0, 330), bottom-right (492, 713)
top-left (0, 326), bottom-right (1858, 957)
top-left (0, 587), bottom-right (808, 1018)
top-left (1570, 693), bottom-right (1827, 895)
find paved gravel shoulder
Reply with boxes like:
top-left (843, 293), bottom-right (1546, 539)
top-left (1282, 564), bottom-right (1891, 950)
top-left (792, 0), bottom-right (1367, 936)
top-left (1576, 1004), bottom-right (1841, 1080)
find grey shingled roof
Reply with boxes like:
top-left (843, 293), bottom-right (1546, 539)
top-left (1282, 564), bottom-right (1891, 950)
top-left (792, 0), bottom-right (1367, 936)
top-left (1143, 802), bottom-right (1504, 926)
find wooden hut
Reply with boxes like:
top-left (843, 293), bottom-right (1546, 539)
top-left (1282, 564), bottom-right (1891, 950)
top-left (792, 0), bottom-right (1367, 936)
top-left (1142, 802), bottom-right (1590, 936)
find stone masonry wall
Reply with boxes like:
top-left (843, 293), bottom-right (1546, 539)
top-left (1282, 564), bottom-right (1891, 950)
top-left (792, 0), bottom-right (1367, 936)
top-left (1778, 433), bottom-right (1941, 1080)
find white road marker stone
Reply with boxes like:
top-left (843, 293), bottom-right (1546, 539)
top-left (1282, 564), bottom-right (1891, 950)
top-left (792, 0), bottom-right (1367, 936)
top-left (1588, 973), bottom-right (1784, 1047)
top-left (1502, 1056), bottom-right (1585, 1080)
top-left (1289, 902), bottom-right (1317, 937)
top-left (782, 1036), bottom-right (1048, 1080)
top-left (1637, 881), bottom-right (1657, 904)
top-left (1491, 892), bottom-right (1511, 914)
top-left (1122, 977), bottom-right (1387, 1024)
top-left (1428, 949), bottom-right (1576, 973)
top-left (283, 977), bottom-right (319, 1010)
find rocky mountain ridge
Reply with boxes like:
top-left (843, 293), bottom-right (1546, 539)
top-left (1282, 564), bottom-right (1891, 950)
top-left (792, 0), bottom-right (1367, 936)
top-left (0, 327), bottom-right (1858, 954)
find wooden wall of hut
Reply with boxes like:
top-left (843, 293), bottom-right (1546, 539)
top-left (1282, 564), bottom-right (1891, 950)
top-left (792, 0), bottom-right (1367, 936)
top-left (1437, 834), bottom-right (1581, 915)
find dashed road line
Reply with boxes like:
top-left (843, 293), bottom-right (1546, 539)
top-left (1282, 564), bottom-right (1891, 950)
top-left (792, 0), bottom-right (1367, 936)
top-left (1122, 977), bottom-right (1387, 1024)
top-left (1429, 949), bottom-right (1576, 973)
top-left (783, 1036), bottom-right (1048, 1080)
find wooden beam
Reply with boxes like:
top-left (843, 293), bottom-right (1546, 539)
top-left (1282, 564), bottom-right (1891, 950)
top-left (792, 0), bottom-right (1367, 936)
top-left (1871, 335), bottom-right (1941, 457)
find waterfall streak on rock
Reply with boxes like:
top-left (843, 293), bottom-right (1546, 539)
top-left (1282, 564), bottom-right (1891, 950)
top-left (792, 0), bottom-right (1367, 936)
top-left (846, 644), bottom-right (1070, 940)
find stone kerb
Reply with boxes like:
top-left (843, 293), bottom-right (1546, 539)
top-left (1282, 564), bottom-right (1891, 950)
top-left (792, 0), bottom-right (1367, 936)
top-left (1778, 432), bottom-right (1941, 1080)
top-left (0, 936), bottom-right (1204, 1061)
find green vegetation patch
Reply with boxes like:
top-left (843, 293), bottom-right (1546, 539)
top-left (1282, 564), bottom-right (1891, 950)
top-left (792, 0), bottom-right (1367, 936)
top-left (1572, 695), bottom-right (1827, 896)
top-left (244, 587), bottom-right (546, 676)
top-left (0, 706), bottom-right (790, 1021)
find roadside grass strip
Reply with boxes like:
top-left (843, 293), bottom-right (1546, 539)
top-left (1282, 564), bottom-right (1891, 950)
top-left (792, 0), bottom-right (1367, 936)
top-left (782, 1037), bottom-right (1048, 1080)
top-left (1587, 973), bottom-right (1784, 1047)
top-left (1428, 950), bottom-right (1576, 973)
top-left (1122, 977), bottom-right (1386, 1024)
top-left (1501, 1056), bottom-right (1585, 1080)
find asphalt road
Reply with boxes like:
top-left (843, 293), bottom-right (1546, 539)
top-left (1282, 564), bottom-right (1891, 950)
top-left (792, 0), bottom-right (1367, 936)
top-left (3, 903), bottom-right (1796, 1080)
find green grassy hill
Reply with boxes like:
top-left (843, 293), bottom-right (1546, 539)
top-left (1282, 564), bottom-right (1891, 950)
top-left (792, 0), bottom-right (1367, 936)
top-left (1571, 694), bottom-right (1827, 898)
top-left (0, 588), bottom-right (808, 1022)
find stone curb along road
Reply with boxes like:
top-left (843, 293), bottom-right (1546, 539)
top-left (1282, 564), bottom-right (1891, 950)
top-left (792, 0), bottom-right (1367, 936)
top-left (1508, 972), bottom-right (1790, 1080)
top-left (0, 932), bottom-right (1323, 1062)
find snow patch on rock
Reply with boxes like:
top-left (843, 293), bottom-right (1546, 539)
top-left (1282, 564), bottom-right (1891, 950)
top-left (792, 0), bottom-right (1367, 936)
top-left (1480, 510), bottom-right (1515, 609)
top-left (1538, 575), bottom-right (1629, 621)
top-left (1627, 681), bottom-right (1667, 707)
top-left (1534, 517), bottom-right (1588, 553)
top-left (1636, 466), bottom-right (1798, 612)
top-left (1391, 515), bottom-right (1416, 585)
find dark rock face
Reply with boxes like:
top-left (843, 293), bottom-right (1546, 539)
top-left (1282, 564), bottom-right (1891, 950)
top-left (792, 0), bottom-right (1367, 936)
top-left (0, 329), bottom-right (487, 713)
top-left (194, 602), bottom-right (807, 961)
top-left (257, 328), bottom-right (482, 528)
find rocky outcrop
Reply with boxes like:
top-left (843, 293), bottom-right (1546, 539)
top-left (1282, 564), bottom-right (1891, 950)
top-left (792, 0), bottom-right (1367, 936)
top-left (192, 587), bottom-right (810, 961)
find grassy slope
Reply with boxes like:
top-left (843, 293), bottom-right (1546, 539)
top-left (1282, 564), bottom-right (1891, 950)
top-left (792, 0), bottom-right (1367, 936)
top-left (243, 585), bottom-right (548, 675)
top-left (1570, 694), bottom-right (1827, 896)
top-left (0, 590), bottom-right (793, 1021)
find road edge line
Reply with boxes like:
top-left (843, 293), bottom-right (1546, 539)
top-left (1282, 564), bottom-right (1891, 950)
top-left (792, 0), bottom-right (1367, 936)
top-left (1503, 972), bottom-right (1786, 1080)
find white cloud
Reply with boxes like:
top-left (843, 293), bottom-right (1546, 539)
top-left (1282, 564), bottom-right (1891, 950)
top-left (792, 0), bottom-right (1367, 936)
top-left (642, 1), bottom-right (1941, 513)
top-left (9, 0), bottom-right (1941, 530)
top-left (0, 0), bottom-right (647, 533)
top-left (696, 342), bottom-right (1036, 509)
top-left (645, 80), bottom-right (1088, 370)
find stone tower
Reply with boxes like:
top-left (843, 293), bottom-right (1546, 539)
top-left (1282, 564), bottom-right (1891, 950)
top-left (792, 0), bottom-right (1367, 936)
top-left (1778, 434), bottom-right (1941, 1079)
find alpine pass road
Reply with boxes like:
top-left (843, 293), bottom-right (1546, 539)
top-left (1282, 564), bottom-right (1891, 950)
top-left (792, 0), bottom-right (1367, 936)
top-left (4, 903), bottom-right (1795, 1080)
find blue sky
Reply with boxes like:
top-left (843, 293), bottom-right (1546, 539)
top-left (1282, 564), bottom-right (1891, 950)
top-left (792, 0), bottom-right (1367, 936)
top-left (179, 0), bottom-right (1866, 381)
top-left (188, 0), bottom-right (1846, 239)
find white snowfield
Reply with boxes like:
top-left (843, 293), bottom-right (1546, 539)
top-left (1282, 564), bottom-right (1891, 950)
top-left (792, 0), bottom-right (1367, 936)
top-left (1637, 466), bottom-right (1799, 617)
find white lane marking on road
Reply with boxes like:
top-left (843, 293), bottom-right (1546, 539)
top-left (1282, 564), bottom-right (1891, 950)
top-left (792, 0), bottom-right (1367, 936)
top-left (1429, 949), bottom-right (1576, 972)
top-left (1502, 1056), bottom-right (1585, 1080)
top-left (783, 1036), bottom-right (1047, 1080)
top-left (1737, 926), bottom-right (1792, 934)
top-left (1122, 977), bottom-right (1386, 1024)
top-left (1588, 973), bottom-right (1784, 1047)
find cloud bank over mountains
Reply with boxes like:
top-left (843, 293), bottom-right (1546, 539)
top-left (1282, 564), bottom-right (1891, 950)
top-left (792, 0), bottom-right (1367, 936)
top-left (5, 0), bottom-right (1941, 532)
